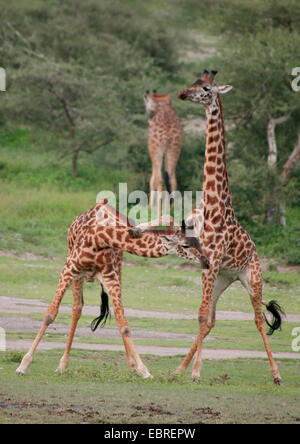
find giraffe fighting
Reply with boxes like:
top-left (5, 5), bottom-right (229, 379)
top-left (2, 1), bottom-right (299, 426)
top-left (15, 200), bottom-right (209, 379)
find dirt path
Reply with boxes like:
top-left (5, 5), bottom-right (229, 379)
top-left (1, 296), bottom-right (300, 322)
top-left (0, 316), bottom-right (205, 343)
top-left (6, 339), bottom-right (300, 360)
top-left (2, 295), bottom-right (300, 360)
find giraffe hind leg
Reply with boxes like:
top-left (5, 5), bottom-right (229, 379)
top-left (56, 278), bottom-right (84, 373)
top-left (15, 263), bottom-right (79, 376)
top-left (239, 256), bottom-right (282, 385)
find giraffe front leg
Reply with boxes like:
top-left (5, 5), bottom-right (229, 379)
top-left (56, 278), bottom-right (84, 373)
top-left (15, 262), bottom-right (79, 376)
top-left (175, 271), bottom-right (231, 379)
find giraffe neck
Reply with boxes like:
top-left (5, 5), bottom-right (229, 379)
top-left (98, 227), bottom-right (171, 258)
top-left (203, 95), bottom-right (232, 209)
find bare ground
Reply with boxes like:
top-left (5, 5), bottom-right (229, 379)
top-left (1, 295), bottom-right (300, 360)
top-left (1, 296), bottom-right (299, 322)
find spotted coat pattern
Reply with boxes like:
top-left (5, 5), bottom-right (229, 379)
top-left (144, 92), bottom-right (182, 212)
top-left (176, 70), bottom-right (282, 385)
top-left (15, 200), bottom-right (207, 379)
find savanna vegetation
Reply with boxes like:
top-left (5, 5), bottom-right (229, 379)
top-left (0, 0), bottom-right (300, 425)
top-left (0, 0), bottom-right (300, 262)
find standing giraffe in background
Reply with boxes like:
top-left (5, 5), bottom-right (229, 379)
top-left (144, 91), bottom-right (183, 216)
top-left (15, 200), bottom-right (208, 379)
top-left (177, 70), bottom-right (285, 385)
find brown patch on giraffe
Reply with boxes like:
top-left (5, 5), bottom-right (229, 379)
top-left (81, 252), bottom-right (94, 260)
top-left (208, 156), bottom-right (217, 163)
top-left (209, 126), bottom-right (218, 133)
top-left (204, 223), bottom-right (214, 232)
top-left (204, 234), bottom-right (214, 246)
top-left (116, 230), bottom-right (124, 242)
top-left (206, 195), bottom-right (218, 206)
top-left (207, 145), bottom-right (217, 154)
top-left (206, 180), bottom-right (216, 191)
top-left (212, 215), bottom-right (222, 225)
top-left (206, 166), bottom-right (216, 175)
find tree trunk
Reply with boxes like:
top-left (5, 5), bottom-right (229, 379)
top-left (266, 116), bottom-right (289, 226)
top-left (279, 133), bottom-right (300, 228)
top-left (281, 133), bottom-right (300, 181)
top-left (72, 148), bottom-right (80, 177)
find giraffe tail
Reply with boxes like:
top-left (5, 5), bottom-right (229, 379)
top-left (90, 286), bottom-right (111, 332)
top-left (263, 300), bottom-right (286, 336)
top-left (163, 171), bottom-right (171, 194)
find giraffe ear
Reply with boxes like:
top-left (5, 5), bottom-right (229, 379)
top-left (181, 220), bottom-right (186, 235)
top-left (216, 85), bottom-right (233, 95)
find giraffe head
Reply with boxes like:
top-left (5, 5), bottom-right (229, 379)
top-left (144, 90), bottom-right (172, 119)
top-left (159, 222), bottom-right (209, 268)
top-left (178, 70), bottom-right (232, 107)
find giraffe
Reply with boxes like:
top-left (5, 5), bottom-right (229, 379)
top-left (144, 90), bottom-right (183, 216)
top-left (176, 70), bottom-right (285, 385)
top-left (15, 200), bottom-right (209, 379)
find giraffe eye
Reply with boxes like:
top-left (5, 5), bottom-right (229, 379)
top-left (203, 86), bottom-right (211, 92)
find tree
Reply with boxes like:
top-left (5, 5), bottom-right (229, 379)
top-left (0, 0), bottom-right (178, 177)
top-left (218, 27), bottom-right (300, 227)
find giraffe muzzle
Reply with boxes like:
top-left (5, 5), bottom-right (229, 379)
top-left (178, 91), bottom-right (188, 101)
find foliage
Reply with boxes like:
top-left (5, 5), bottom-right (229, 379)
top-left (0, 0), bottom-right (179, 175)
top-left (0, 0), bottom-right (300, 261)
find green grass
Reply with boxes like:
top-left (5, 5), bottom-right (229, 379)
top-left (0, 350), bottom-right (299, 424)
top-left (0, 125), bottom-right (133, 257)
top-left (1, 255), bottom-right (299, 314)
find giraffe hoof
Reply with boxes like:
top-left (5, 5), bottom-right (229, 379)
top-left (274, 377), bottom-right (282, 386)
top-left (137, 367), bottom-right (153, 379)
top-left (191, 375), bottom-right (201, 383)
top-left (174, 367), bottom-right (185, 375)
top-left (15, 371), bottom-right (25, 376)
top-left (142, 372), bottom-right (153, 380)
